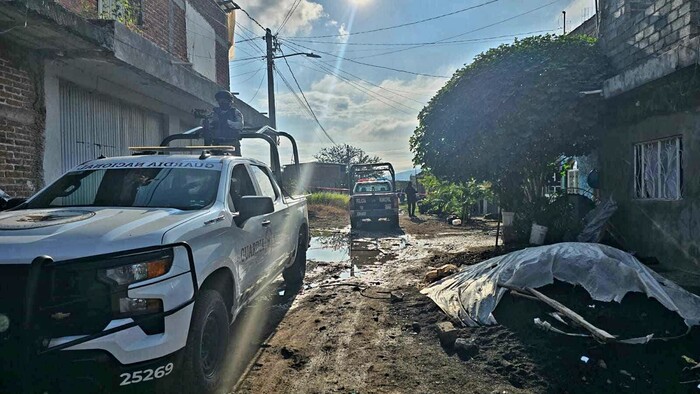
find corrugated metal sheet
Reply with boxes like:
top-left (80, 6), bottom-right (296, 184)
top-left (59, 80), bottom-right (165, 173)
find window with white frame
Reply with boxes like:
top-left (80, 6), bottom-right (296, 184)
top-left (634, 136), bottom-right (682, 200)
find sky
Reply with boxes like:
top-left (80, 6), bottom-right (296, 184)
top-left (230, 0), bottom-right (596, 171)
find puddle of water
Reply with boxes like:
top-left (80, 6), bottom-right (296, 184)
top-left (339, 264), bottom-right (362, 279)
top-left (307, 237), bottom-right (350, 262)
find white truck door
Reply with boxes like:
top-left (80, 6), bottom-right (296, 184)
top-left (249, 165), bottom-right (290, 276)
top-left (229, 164), bottom-right (269, 301)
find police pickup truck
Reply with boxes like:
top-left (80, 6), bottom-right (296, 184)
top-left (348, 163), bottom-right (399, 229)
top-left (0, 130), bottom-right (309, 393)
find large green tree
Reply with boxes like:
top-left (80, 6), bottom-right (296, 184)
top-left (410, 35), bottom-right (609, 209)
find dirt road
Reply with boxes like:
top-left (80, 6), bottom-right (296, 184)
top-left (226, 211), bottom-right (700, 394)
top-left (230, 213), bottom-right (530, 394)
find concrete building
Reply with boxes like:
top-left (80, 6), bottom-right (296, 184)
top-left (283, 162), bottom-right (348, 193)
top-left (593, 0), bottom-right (700, 280)
top-left (0, 0), bottom-right (268, 197)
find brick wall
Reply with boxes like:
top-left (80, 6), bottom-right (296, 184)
top-left (0, 51), bottom-right (43, 198)
top-left (601, 0), bottom-right (700, 72)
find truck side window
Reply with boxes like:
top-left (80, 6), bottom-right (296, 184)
top-left (250, 166), bottom-right (278, 200)
top-left (230, 165), bottom-right (256, 210)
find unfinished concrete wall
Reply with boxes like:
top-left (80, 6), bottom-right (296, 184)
top-left (600, 0), bottom-right (700, 72)
top-left (600, 69), bottom-right (700, 278)
top-left (0, 47), bottom-right (44, 197)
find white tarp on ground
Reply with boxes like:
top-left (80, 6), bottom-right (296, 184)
top-left (421, 243), bottom-right (700, 327)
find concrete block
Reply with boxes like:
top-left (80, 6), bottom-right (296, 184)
top-left (436, 321), bottom-right (459, 348)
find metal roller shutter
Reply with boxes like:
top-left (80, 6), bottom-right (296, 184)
top-left (59, 80), bottom-right (165, 173)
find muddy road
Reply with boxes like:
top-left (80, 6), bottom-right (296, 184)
top-left (227, 214), bottom-right (522, 394)
top-left (221, 212), bottom-right (699, 394)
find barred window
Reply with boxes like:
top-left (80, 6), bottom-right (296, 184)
top-left (634, 137), bottom-right (682, 200)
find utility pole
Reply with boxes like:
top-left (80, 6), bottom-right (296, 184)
top-left (562, 11), bottom-right (567, 34)
top-left (265, 28), bottom-right (277, 129)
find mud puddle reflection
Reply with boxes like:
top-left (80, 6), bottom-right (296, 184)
top-left (307, 234), bottom-right (409, 282)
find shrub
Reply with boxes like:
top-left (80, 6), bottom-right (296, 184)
top-left (307, 192), bottom-right (349, 208)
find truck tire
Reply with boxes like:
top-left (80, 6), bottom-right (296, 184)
top-left (283, 227), bottom-right (307, 292)
top-left (182, 290), bottom-right (229, 393)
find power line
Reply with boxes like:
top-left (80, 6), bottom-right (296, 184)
top-left (287, 0), bottom-right (500, 39)
top-left (231, 66), bottom-right (265, 78)
top-left (250, 73), bottom-right (266, 101)
top-left (310, 61), bottom-right (420, 114)
top-left (279, 50), bottom-right (337, 145)
top-left (274, 67), bottom-right (330, 143)
top-left (287, 29), bottom-right (558, 47)
top-left (235, 3), bottom-right (266, 31)
top-left (350, 0), bottom-right (564, 60)
top-left (277, 0), bottom-right (302, 35)
top-left (281, 41), bottom-right (426, 109)
top-left (279, 39), bottom-right (449, 78)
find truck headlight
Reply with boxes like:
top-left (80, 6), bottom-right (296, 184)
top-left (102, 254), bottom-right (173, 286)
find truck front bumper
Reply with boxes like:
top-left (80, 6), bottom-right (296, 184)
top-left (0, 242), bottom-right (199, 392)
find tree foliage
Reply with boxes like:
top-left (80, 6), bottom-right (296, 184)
top-left (410, 35), bottom-right (609, 209)
top-left (314, 144), bottom-right (381, 165)
top-left (418, 171), bottom-right (493, 219)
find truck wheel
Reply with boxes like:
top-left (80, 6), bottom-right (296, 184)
top-left (182, 290), bottom-right (229, 393)
top-left (283, 227), bottom-right (307, 292)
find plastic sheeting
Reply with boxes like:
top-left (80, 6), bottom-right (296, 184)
top-left (421, 243), bottom-right (700, 328)
top-left (577, 197), bottom-right (617, 243)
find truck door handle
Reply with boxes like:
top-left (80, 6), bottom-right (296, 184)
top-left (261, 220), bottom-right (271, 226)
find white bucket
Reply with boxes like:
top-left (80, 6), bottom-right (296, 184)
top-left (451, 218), bottom-right (462, 226)
top-left (529, 223), bottom-right (548, 245)
top-left (502, 211), bottom-right (515, 227)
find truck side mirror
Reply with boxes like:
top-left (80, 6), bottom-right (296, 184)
top-left (236, 196), bottom-right (274, 223)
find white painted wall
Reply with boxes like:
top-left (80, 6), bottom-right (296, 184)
top-left (185, 3), bottom-right (217, 82)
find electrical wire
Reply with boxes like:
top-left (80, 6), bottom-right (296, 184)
top-left (287, 29), bottom-right (559, 47)
top-left (231, 66), bottom-right (265, 78)
top-left (234, 2), bottom-right (266, 31)
top-left (249, 73), bottom-right (266, 101)
top-left (286, 0), bottom-right (499, 39)
top-left (277, 0), bottom-right (302, 35)
top-left (279, 39), bottom-right (449, 78)
top-left (349, 0), bottom-right (564, 60)
top-left (279, 50), bottom-right (337, 144)
top-left (274, 67), bottom-right (331, 143)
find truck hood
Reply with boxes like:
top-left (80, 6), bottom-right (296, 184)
top-left (0, 208), bottom-right (205, 264)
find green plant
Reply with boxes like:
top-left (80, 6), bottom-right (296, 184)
top-left (418, 171), bottom-right (492, 219)
top-left (99, 0), bottom-right (141, 28)
top-left (306, 192), bottom-right (350, 208)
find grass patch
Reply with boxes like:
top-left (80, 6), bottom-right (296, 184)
top-left (307, 192), bottom-right (349, 208)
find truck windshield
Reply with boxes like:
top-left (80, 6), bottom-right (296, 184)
top-left (354, 181), bottom-right (392, 193)
top-left (26, 168), bottom-right (220, 211)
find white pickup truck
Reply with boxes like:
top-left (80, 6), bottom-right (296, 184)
top-left (0, 141), bottom-right (309, 393)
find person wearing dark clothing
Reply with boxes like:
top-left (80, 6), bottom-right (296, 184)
top-left (404, 182), bottom-right (418, 218)
top-left (204, 90), bottom-right (244, 156)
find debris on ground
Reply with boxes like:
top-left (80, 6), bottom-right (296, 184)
top-left (421, 242), bottom-right (700, 338)
top-left (423, 263), bottom-right (459, 283)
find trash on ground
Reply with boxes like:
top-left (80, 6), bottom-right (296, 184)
top-left (424, 264), bottom-right (459, 283)
top-left (421, 243), bottom-right (700, 342)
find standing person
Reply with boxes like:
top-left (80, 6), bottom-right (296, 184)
top-left (204, 90), bottom-right (244, 156)
top-left (404, 182), bottom-right (418, 218)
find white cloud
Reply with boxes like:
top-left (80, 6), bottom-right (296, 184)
top-left (238, 0), bottom-right (325, 35)
top-left (273, 72), bottom-right (449, 171)
top-left (337, 23), bottom-right (350, 42)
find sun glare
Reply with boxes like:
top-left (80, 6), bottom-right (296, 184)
top-left (349, 0), bottom-right (372, 7)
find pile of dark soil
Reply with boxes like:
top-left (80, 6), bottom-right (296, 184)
top-left (427, 244), bottom-right (526, 268)
top-left (395, 281), bottom-right (700, 393)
